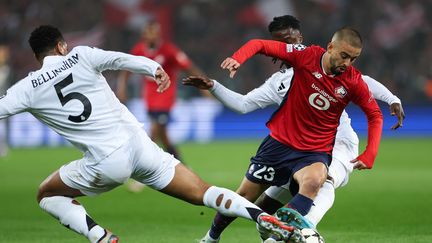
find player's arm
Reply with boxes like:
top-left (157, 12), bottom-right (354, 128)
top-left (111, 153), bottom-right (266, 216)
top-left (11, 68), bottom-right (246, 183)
top-left (183, 74), bottom-right (280, 114)
top-left (362, 75), bottom-right (405, 130)
top-left (221, 39), bottom-right (295, 78)
top-left (116, 71), bottom-right (131, 103)
top-left (350, 76), bottom-right (383, 170)
top-left (170, 44), bottom-right (213, 99)
top-left (84, 46), bottom-right (170, 93)
top-left (0, 81), bottom-right (30, 119)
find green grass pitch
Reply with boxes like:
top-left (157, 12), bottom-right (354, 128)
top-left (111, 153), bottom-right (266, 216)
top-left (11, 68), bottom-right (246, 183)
top-left (0, 138), bottom-right (431, 242)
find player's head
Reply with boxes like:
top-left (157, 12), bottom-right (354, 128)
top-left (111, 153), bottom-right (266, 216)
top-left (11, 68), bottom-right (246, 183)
top-left (142, 20), bottom-right (161, 46)
top-left (326, 27), bottom-right (362, 75)
top-left (28, 25), bottom-right (68, 63)
top-left (268, 15), bottom-right (303, 44)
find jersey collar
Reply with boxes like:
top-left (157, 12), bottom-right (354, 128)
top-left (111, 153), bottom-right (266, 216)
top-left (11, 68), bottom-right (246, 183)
top-left (42, 55), bottom-right (64, 67)
top-left (320, 53), bottom-right (335, 78)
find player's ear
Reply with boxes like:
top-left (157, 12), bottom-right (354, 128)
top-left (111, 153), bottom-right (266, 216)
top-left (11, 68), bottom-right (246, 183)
top-left (56, 41), bottom-right (68, 56)
top-left (327, 41), bottom-right (334, 54)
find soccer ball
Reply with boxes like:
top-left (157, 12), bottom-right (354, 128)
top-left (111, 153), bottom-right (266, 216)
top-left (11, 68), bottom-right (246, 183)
top-left (300, 228), bottom-right (325, 243)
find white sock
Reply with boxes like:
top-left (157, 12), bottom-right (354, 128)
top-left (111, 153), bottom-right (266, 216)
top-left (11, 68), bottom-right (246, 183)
top-left (305, 180), bottom-right (335, 226)
top-left (39, 196), bottom-right (105, 243)
top-left (203, 186), bottom-right (263, 221)
top-left (264, 186), bottom-right (293, 204)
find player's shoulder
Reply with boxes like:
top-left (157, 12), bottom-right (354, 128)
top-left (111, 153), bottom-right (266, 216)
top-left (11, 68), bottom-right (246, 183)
top-left (8, 74), bottom-right (34, 94)
top-left (67, 46), bottom-right (96, 59)
top-left (162, 41), bottom-right (178, 49)
top-left (289, 44), bottom-right (324, 53)
top-left (360, 74), bottom-right (375, 83)
top-left (346, 66), bottom-right (363, 83)
top-left (267, 68), bottom-right (293, 82)
top-left (161, 41), bottom-right (182, 54)
top-left (265, 68), bottom-right (293, 90)
top-left (306, 45), bottom-right (326, 55)
top-left (287, 44), bottom-right (324, 60)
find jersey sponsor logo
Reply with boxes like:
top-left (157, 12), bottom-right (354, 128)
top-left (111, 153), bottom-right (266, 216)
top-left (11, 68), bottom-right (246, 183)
top-left (311, 83), bottom-right (337, 103)
top-left (293, 44), bottom-right (306, 51)
top-left (312, 71), bottom-right (323, 79)
top-left (334, 86), bottom-right (347, 98)
top-left (286, 44), bottom-right (293, 53)
top-left (309, 93), bottom-right (330, 110)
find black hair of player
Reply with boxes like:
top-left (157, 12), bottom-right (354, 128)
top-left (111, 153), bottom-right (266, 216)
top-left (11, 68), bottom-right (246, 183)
top-left (268, 15), bottom-right (301, 33)
top-left (268, 15), bottom-right (301, 70)
top-left (28, 25), bottom-right (64, 60)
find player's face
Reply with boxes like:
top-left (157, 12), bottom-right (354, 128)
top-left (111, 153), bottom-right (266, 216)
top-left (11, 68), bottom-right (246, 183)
top-left (142, 23), bottom-right (161, 44)
top-left (271, 28), bottom-right (303, 44)
top-left (327, 40), bottom-right (361, 75)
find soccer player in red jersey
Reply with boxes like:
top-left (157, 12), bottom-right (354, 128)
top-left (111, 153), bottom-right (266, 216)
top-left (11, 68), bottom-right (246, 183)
top-left (219, 27), bottom-right (383, 232)
top-left (117, 20), bottom-right (203, 160)
top-left (118, 20), bottom-right (205, 192)
top-left (191, 16), bottom-right (402, 243)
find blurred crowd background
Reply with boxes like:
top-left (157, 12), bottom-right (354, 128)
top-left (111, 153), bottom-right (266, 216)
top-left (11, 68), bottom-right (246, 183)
top-left (0, 0), bottom-right (431, 104)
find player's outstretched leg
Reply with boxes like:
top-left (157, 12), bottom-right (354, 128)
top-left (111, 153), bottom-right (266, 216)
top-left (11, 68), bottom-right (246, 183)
top-left (38, 170), bottom-right (116, 243)
top-left (161, 163), bottom-right (299, 242)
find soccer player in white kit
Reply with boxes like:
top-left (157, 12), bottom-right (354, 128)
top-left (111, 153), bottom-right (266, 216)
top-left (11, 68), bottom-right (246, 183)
top-left (184, 15), bottom-right (405, 243)
top-left (0, 25), bottom-right (300, 243)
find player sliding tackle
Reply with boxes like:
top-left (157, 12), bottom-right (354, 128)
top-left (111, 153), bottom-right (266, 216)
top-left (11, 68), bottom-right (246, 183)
top-left (187, 25), bottom-right (384, 243)
top-left (0, 25), bottom-right (301, 243)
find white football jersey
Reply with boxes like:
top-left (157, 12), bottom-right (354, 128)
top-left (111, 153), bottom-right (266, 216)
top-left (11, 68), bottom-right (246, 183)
top-left (0, 46), bottom-right (161, 161)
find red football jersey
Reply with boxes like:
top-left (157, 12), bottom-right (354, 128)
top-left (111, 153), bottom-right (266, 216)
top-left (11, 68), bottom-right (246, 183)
top-left (232, 40), bottom-right (383, 168)
top-left (130, 41), bottom-right (191, 111)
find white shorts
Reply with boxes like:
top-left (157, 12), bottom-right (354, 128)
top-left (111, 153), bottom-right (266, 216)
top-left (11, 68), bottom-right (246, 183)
top-left (60, 130), bottom-right (180, 196)
top-left (328, 139), bottom-right (358, 188)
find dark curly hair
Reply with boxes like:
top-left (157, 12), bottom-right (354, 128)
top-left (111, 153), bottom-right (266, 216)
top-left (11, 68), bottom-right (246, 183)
top-left (268, 15), bottom-right (301, 33)
top-left (28, 25), bottom-right (64, 60)
top-left (268, 15), bottom-right (301, 70)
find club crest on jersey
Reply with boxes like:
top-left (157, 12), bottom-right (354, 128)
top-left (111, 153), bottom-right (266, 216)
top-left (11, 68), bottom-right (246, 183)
top-left (334, 86), bottom-right (347, 98)
top-left (293, 44), bottom-right (306, 51)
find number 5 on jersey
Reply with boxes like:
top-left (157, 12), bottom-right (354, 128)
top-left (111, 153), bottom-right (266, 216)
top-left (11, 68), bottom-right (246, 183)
top-left (54, 74), bottom-right (92, 123)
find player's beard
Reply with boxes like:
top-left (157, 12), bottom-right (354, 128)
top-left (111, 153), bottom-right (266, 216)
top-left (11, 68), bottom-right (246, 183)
top-left (329, 57), bottom-right (345, 75)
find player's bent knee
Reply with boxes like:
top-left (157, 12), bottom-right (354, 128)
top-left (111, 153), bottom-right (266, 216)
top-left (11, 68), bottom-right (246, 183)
top-left (37, 181), bottom-right (51, 203)
top-left (301, 177), bottom-right (325, 194)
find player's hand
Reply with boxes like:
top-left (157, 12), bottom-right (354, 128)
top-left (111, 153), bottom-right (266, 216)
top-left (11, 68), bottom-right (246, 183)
top-left (220, 57), bottom-right (240, 78)
top-left (350, 158), bottom-right (369, 170)
top-left (155, 67), bottom-right (170, 93)
top-left (390, 103), bottom-right (405, 130)
top-left (182, 76), bottom-right (214, 90)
